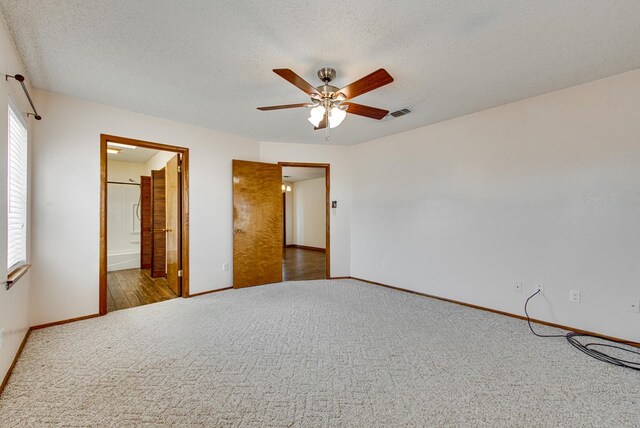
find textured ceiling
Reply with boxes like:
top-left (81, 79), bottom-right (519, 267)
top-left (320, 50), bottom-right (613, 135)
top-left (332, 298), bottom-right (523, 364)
top-left (2, 1), bottom-right (640, 145)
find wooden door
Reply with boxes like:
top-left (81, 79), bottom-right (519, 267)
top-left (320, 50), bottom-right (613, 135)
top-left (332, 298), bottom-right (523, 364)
top-left (140, 176), bottom-right (152, 269)
top-left (233, 160), bottom-right (283, 288)
top-left (151, 169), bottom-right (166, 278)
top-left (165, 155), bottom-right (181, 295)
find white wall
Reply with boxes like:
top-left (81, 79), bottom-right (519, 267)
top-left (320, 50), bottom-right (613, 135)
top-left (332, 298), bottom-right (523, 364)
top-left (0, 14), bottom-right (32, 383)
top-left (260, 142), bottom-right (352, 277)
top-left (351, 69), bottom-right (640, 342)
top-left (145, 150), bottom-right (176, 172)
top-left (292, 177), bottom-right (326, 249)
top-left (30, 90), bottom-right (259, 325)
top-left (107, 161), bottom-right (147, 271)
top-left (284, 182), bottom-right (293, 246)
top-left (108, 160), bottom-right (148, 182)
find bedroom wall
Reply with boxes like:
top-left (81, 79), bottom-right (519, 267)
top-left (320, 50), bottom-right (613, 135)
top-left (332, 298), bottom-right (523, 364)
top-left (0, 13), bottom-right (32, 385)
top-left (350, 69), bottom-right (640, 342)
top-left (30, 90), bottom-right (260, 326)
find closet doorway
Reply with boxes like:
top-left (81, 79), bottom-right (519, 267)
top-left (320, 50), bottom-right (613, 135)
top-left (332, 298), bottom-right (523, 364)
top-left (281, 164), bottom-right (329, 281)
top-left (99, 134), bottom-right (189, 315)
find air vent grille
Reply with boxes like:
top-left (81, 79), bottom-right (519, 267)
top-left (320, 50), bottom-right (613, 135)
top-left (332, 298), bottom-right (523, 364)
top-left (390, 108), bottom-right (412, 118)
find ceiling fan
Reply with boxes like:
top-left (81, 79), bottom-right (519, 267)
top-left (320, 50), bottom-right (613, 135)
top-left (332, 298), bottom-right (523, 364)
top-left (257, 67), bottom-right (394, 131)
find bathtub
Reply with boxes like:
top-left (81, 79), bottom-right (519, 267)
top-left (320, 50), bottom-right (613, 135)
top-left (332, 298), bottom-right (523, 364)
top-left (107, 250), bottom-right (140, 272)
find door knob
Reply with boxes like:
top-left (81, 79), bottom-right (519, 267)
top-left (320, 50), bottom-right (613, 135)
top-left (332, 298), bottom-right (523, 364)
top-left (153, 228), bottom-right (172, 233)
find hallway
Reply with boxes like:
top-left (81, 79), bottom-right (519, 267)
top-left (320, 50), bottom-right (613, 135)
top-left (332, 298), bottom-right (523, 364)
top-left (282, 247), bottom-right (326, 281)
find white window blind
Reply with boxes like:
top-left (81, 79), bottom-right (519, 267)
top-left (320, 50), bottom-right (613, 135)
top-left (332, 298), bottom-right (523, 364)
top-left (7, 101), bottom-right (27, 271)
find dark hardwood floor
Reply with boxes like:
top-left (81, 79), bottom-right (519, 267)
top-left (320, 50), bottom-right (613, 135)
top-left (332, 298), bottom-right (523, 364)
top-left (282, 247), bottom-right (326, 281)
top-left (107, 268), bottom-right (178, 312)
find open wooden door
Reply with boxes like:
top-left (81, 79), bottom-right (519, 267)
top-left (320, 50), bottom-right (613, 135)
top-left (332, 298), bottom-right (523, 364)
top-left (165, 155), bottom-right (181, 295)
top-left (151, 169), bottom-right (166, 278)
top-left (140, 176), bottom-right (152, 269)
top-left (233, 160), bottom-right (283, 288)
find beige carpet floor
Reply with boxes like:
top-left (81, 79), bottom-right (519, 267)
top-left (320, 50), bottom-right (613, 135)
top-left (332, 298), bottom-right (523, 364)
top-left (0, 279), bottom-right (638, 427)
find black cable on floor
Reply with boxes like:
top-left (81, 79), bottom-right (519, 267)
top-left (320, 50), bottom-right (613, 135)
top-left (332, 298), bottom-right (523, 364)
top-left (525, 290), bottom-right (640, 371)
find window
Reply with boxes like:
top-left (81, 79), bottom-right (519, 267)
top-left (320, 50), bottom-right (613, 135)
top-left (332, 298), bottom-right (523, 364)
top-left (7, 100), bottom-right (27, 272)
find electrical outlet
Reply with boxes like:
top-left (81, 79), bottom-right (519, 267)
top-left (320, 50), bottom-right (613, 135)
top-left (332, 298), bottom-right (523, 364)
top-left (627, 297), bottom-right (640, 313)
top-left (382, 260), bottom-right (388, 269)
top-left (222, 263), bottom-right (229, 272)
top-left (514, 282), bottom-right (522, 293)
top-left (569, 290), bottom-right (581, 303)
top-left (535, 283), bottom-right (544, 295)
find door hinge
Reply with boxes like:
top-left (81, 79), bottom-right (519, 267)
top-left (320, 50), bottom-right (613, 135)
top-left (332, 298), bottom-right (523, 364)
top-left (178, 269), bottom-right (183, 277)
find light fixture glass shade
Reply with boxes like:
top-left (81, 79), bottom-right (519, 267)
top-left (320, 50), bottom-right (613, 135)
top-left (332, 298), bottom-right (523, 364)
top-left (282, 183), bottom-right (286, 191)
top-left (308, 105), bottom-right (326, 127)
top-left (308, 116), bottom-right (321, 127)
top-left (286, 185), bottom-right (292, 192)
top-left (310, 105), bottom-right (326, 118)
top-left (329, 107), bottom-right (347, 128)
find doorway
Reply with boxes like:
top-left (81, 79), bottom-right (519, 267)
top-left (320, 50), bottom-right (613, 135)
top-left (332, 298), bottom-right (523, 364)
top-left (232, 160), bottom-right (329, 288)
top-left (282, 165), bottom-right (328, 281)
top-left (100, 134), bottom-right (189, 315)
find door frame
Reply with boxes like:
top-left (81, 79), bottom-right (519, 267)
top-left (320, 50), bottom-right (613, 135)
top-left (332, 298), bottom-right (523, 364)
top-left (99, 134), bottom-right (190, 315)
top-left (278, 162), bottom-right (330, 279)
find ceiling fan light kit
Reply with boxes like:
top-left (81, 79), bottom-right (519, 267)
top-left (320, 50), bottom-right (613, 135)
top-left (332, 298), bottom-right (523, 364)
top-left (258, 66), bottom-right (394, 139)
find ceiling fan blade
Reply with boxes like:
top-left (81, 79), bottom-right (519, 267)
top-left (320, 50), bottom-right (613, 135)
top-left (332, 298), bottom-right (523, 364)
top-left (342, 102), bottom-right (389, 120)
top-left (314, 114), bottom-right (327, 130)
top-left (273, 69), bottom-right (321, 97)
top-left (338, 68), bottom-right (394, 100)
top-left (257, 103), bottom-right (309, 111)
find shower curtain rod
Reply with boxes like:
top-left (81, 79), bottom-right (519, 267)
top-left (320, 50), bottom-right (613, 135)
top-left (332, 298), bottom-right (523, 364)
top-left (6, 74), bottom-right (41, 120)
top-left (107, 181), bottom-right (140, 186)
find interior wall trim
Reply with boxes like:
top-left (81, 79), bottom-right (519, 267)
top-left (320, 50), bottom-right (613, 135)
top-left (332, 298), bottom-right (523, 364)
top-left (0, 329), bottom-right (30, 396)
top-left (30, 313), bottom-right (100, 330)
top-left (285, 244), bottom-right (326, 252)
top-left (188, 286), bottom-right (233, 297)
top-left (349, 276), bottom-right (640, 347)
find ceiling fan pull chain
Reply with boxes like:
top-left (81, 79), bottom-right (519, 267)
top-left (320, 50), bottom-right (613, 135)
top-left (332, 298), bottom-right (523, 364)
top-left (325, 111), bottom-right (330, 141)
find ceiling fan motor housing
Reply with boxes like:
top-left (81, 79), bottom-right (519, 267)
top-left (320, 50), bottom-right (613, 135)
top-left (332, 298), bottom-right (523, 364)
top-left (313, 68), bottom-right (343, 106)
top-left (317, 67), bottom-right (336, 83)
